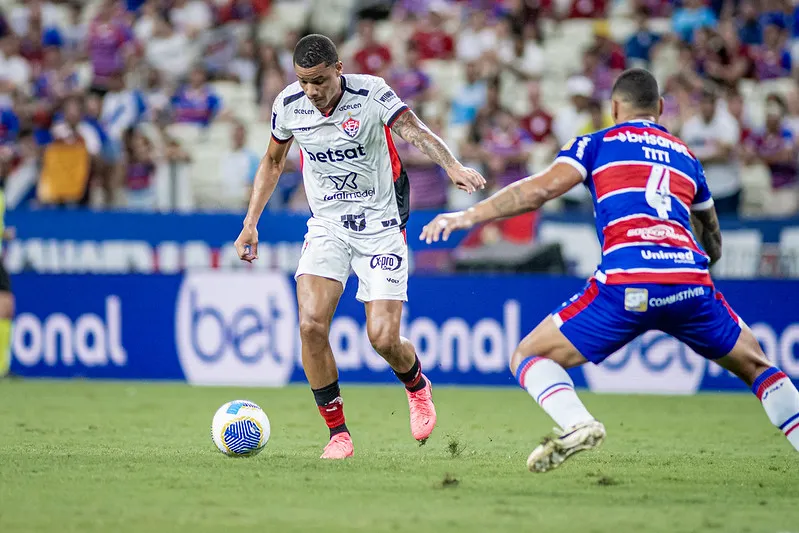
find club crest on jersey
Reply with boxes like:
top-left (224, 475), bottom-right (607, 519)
top-left (342, 116), bottom-right (360, 137)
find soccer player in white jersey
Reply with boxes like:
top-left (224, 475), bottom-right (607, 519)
top-left (235, 34), bottom-right (486, 459)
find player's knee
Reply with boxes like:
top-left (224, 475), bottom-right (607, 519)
top-left (509, 328), bottom-right (549, 373)
top-left (509, 347), bottom-right (531, 374)
top-left (298, 315), bottom-right (329, 347)
top-left (367, 323), bottom-right (399, 356)
top-left (369, 332), bottom-right (399, 357)
top-left (510, 343), bottom-right (579, 373)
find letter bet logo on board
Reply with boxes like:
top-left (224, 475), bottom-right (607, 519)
top-left (175, 272), bottom-right (297, 386)
top-left (582, 331), bottom-right (706, 394)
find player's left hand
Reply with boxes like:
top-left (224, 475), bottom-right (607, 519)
top-left (419, 211), bottom-right (474, 244)
top-left (447, 164), bottom-right (486, 194)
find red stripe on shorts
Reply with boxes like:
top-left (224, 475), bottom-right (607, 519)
top-left (715, 290), bottom-right (739, 323)
top-left (559, 279), bottom-right (599, 323)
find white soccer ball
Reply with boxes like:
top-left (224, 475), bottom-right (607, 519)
top-left (211, 400), bottom-right (271, 457)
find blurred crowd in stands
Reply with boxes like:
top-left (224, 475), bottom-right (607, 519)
top-left (2, 0), bottom-right (799, 220)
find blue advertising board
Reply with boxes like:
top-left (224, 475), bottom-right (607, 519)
top-left (6, 209), bottom-right (799, 278)
top-left (10, 272), bottom-right (799, 393)
top-left (1, 209), bottom-right (464, 276)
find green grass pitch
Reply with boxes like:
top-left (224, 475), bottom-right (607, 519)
top-left (1, 380), bottom-right (797, 533)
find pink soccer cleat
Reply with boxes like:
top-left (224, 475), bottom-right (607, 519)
top-left (320, 432), bottom-right (354, 460)
top-left (406, 375), bottom-right (437, 442)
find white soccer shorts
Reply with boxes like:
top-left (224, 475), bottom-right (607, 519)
top-left (295, 218), bottom-right (408, 302)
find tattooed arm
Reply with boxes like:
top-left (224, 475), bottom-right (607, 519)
top-left (691, 207), bottom-right (723, 266)
top-left (471, 163), bottom-right (583, 222)
top-left (420, 162), bottom-right (583, 243)
top-left (391, 110), bottom-right (458, 169)
top-left (391, 110), bottom-right (486, 193)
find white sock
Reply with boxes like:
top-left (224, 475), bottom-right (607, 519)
top-left (515, 356), bottom-right (595, 430)
top-left (752, 367), bottom-right (799, 451)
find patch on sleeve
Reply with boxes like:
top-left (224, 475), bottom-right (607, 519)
top-left (375, 88), bottom-right (398, 109)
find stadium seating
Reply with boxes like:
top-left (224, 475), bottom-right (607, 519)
top-left (1, 0), bottom-right (797, 220)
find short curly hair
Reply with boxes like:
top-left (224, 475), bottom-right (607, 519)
top-left (293, 34), bottom-right (339, 69)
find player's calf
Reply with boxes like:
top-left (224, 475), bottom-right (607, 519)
top-left (366, 300), bottom-right (437, 441)
top-left (510, 316), bottom-right (605, 470)
top-left (511, 316), bottom-right (596, 432)
top-left (296, 274), bottom-right (350, 456)
top-left (510, 317), bottom-right (605, 472)
top-left (368, 332), bottom-right (409, 369)
top-left (716, 326), bottom-right (799, 452)
top-left (366, 308), bottom-right (414, 370)
top-left (297, 275), bottom-right (343, 387)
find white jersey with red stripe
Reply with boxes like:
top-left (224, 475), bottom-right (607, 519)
top-left (555, 120), bottom-right (715, 285)
top-left (271, 74), bottom-right (410, 237)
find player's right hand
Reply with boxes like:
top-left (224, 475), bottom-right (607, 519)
top-left (447, 164), bottom-right (486, 194)
top-left (419, 211), bottom-right (474, 244)
top-left (235, 225), bottom-right (259, 263)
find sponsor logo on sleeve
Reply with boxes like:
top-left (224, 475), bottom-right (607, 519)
top-left (375, 89), bottom-right (398, 109)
